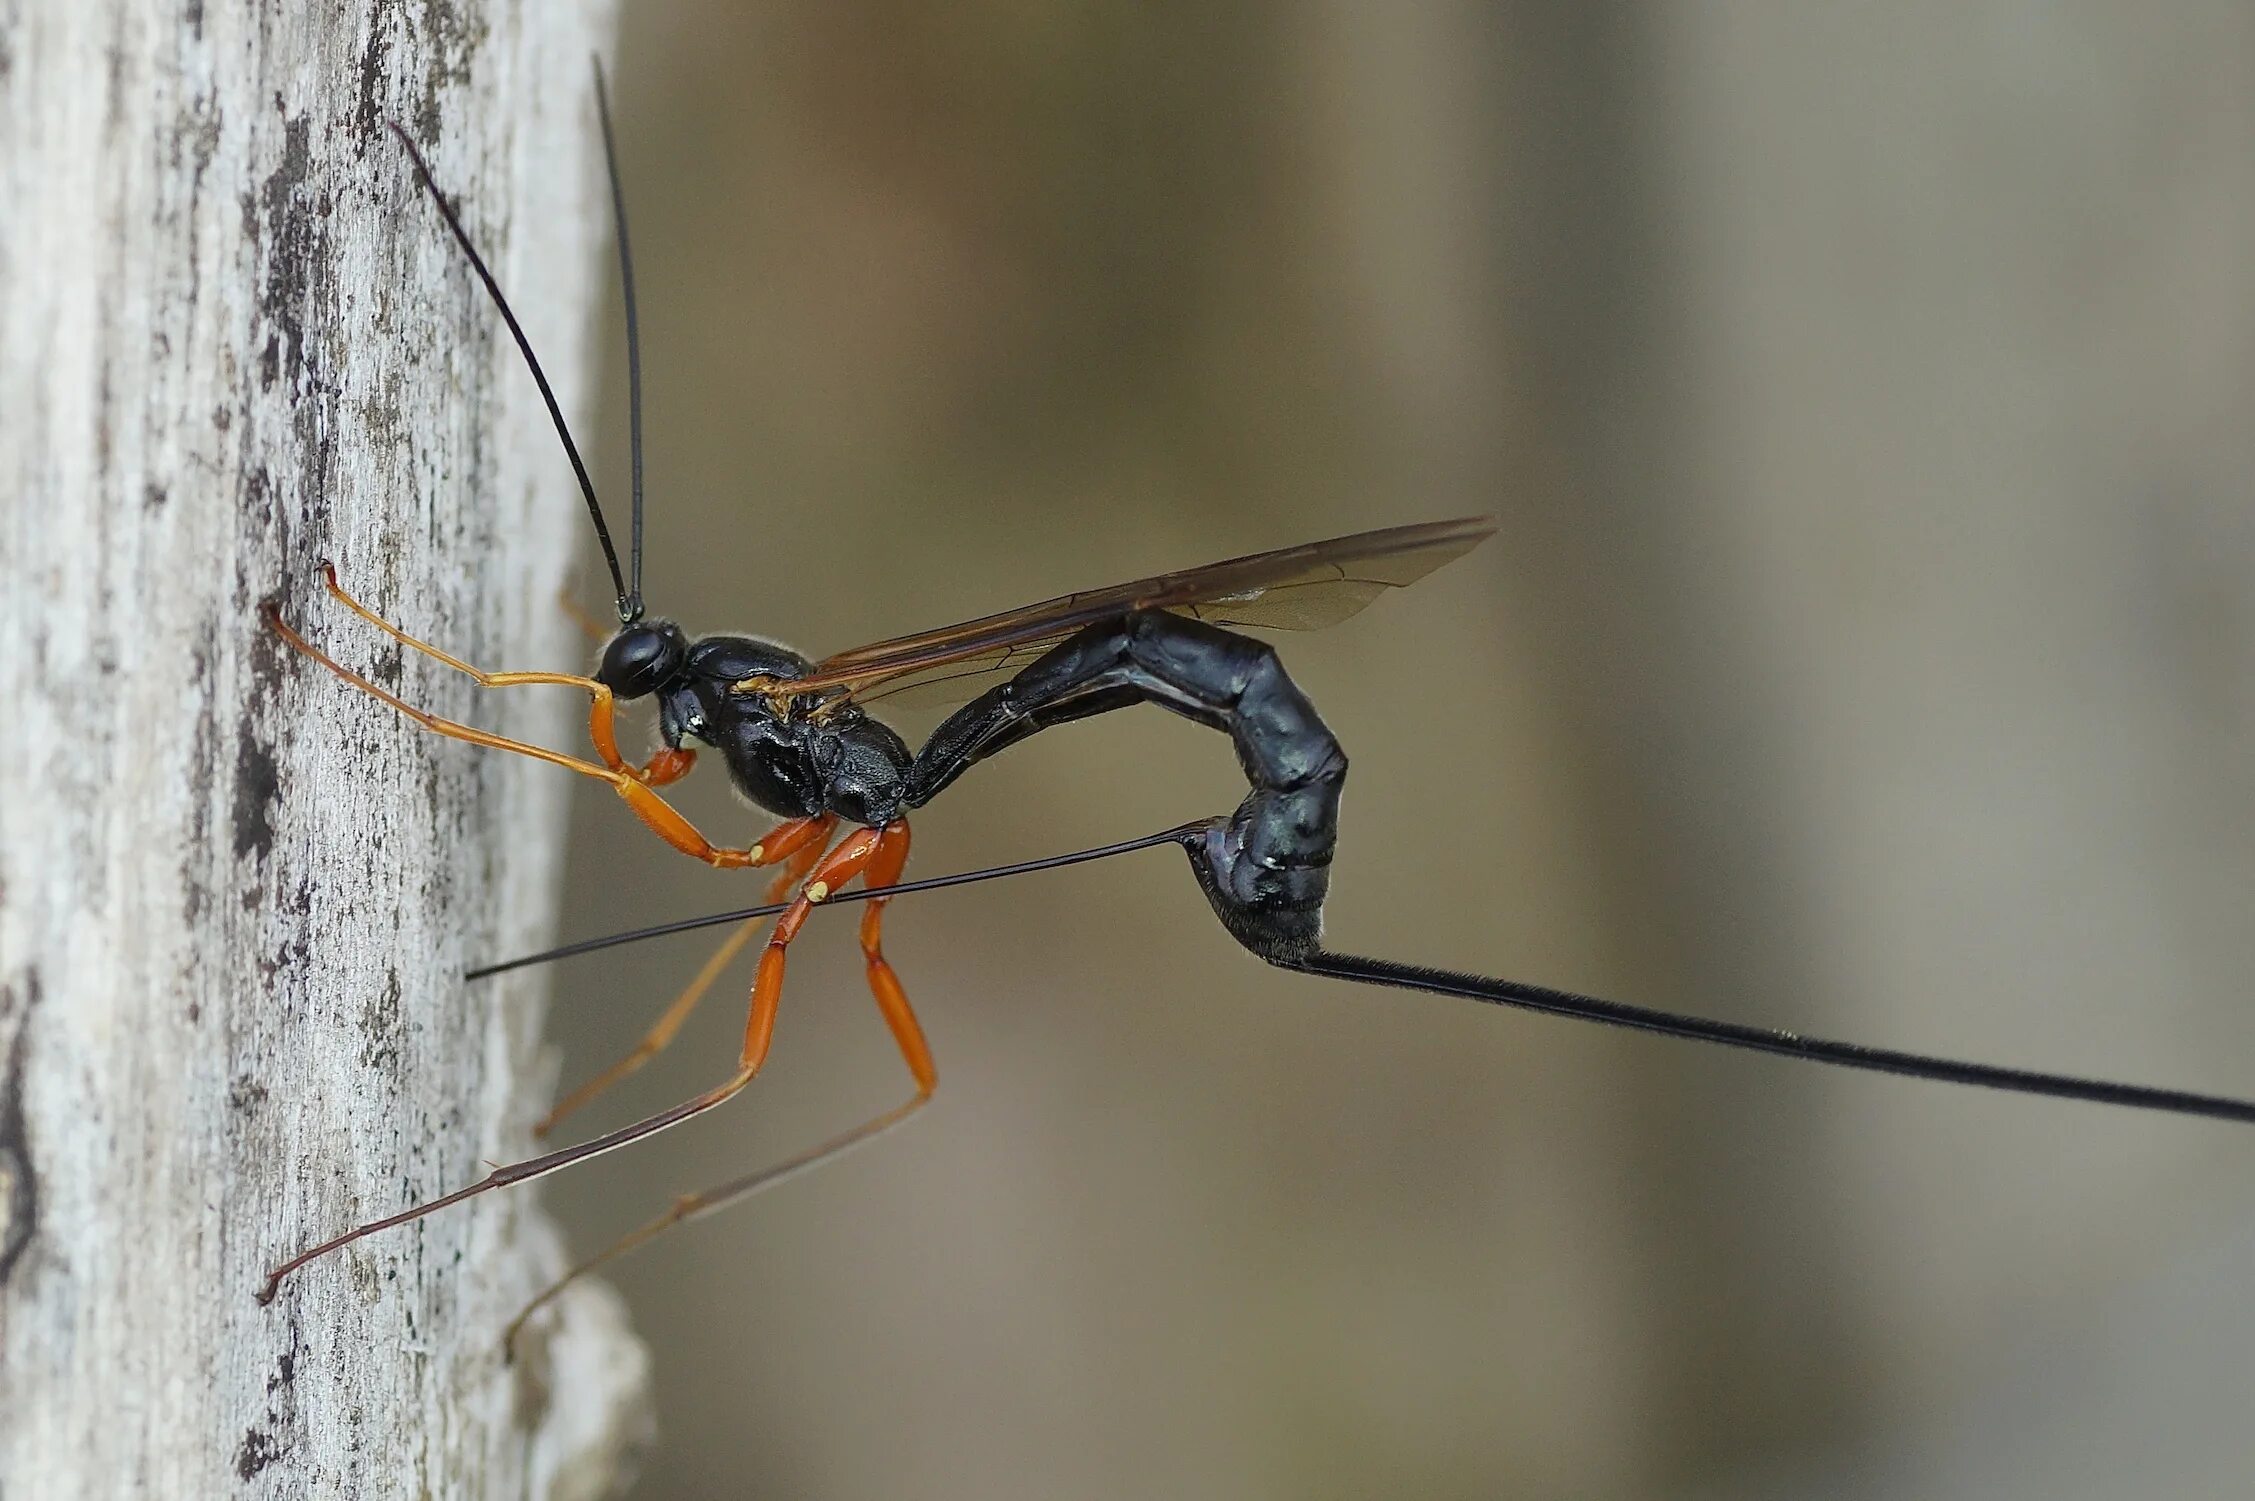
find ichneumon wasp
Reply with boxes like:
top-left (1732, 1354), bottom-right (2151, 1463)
top-left (257, 71), bottom-right (2255, 1341)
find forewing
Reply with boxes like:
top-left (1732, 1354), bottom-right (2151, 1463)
top-left (780, 515), bottom-right (1496, 709)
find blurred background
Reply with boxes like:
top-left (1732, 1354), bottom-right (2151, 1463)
top-left (534, 4), bottom-right (2255, 1495)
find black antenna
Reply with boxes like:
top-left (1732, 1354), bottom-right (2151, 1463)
top-left (591, 60), bottom-right (647, 623)
top-left (387, 120), bottom-right (633, 618)
top-left (472, 822), bottom-right (2255, 1127)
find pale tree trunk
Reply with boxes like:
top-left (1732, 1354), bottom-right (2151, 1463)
top-left (0, 5), bottom-right (652, 1497)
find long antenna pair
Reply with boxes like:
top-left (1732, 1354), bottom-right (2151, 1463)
top-left (389, 60), bottom-right (647, 624)
top-left (474, 820), bottom-right (2255, 1127)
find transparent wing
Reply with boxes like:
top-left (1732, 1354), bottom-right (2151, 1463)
top-left (774, 516), bottom-right (1496, 710)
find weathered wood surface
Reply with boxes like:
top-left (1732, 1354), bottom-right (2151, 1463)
top-left (0, 5), bottom-right (651, 1496)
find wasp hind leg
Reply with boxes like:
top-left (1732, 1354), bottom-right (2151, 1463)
top-left (534, 816), bottom-right (837, 1137)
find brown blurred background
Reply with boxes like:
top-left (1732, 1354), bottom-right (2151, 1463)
top-left (536, 5), bottom-right (2255, 1496)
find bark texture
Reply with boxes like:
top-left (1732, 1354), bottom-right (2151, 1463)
top-left (0, 5), bottom-right (650, 1496)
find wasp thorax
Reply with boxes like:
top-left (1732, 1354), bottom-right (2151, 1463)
top-left (597, 620), bottom-right (689, 699)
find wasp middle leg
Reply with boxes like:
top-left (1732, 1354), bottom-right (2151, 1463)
top-left (505, 820), bottom-right (932, 1351)
top-left (259, 825), bottom-right (893, 1304)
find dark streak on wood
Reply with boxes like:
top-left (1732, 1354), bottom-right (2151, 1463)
top-left (0, 983), bottom-right (41, 1291)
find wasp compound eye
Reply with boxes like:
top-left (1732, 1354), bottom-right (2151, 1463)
top-left (598, 621), bottom-right (688, 698)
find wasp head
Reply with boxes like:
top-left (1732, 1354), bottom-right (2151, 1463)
top-left (596, 620), bottom-right (689, 700)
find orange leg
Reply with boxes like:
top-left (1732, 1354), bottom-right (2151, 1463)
top-left (258, 826), bottom-right (889, 1305)
top-left (506, 822), bottom-right (933, 1351)
top-left (268, 579), bottom-right (779, 867)
top-left (856, 821), bottom-right (936, 1098)
top-left (534, 820), bottom-right (834, 1138)
top-left (311, 561), bottom-right (692, 787)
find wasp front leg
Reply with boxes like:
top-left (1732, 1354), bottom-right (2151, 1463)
top-left (268, 573), bottom-right (756, 868)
